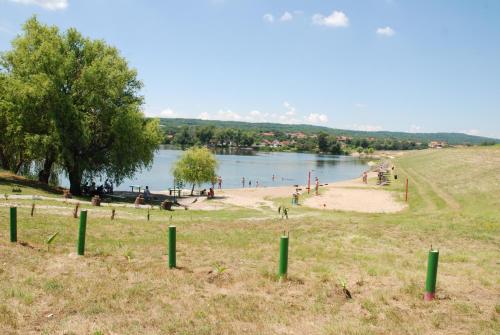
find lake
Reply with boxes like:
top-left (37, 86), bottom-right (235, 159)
top-left (60, 148), bottom-right (370, 191)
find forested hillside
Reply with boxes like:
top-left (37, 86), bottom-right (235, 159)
top-left (158, 118), bottom-right (498, 145)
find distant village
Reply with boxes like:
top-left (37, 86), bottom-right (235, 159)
top-left (254, 131), bottom-right (447, 150)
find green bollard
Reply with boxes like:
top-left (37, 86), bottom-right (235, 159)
top-left (168, 225), bottom-right (176, 268)
top-left (278, 234), bottom-right (289, 279)
top-left (77, 210), bottom-right (87, 256)
top-left (10, 207), bottom-right (17, 242)
top-left (424, 248), bottom-right (439, 301)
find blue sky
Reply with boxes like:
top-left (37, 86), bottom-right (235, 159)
top-left (1, 0), bottom-right (499, 138)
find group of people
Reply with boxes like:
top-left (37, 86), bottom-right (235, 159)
top-left (241, 177), bottom-right (260, 188)
top-left (82, 179), bottom-right (113, 196)
top-left (211, 176), bottom-right (223, 189)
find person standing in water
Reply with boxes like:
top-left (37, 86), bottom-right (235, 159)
top-left (249, 180), bottom-right (252, 187)
top-left (242, 177), bottom-right (245, 188)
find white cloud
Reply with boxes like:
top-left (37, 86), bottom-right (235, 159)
top-left (159, 108), bottom-right (176, 118)
top-left (280, 11), bottom-right (293, 22)
top-left (283, 101), bottom-right (296, 116)
top-left (195, 107), bottom-right (305, 125)
top-left (465, 129), bottom-right (480, 136)
top-left (409, 124), bottom-right (422, 133)
top-left (312, 11), bottom-right (349, 28)
top-left (305, 113), bottom-right (328, 123)
top-left (198, 112), bottom-right (210, 120)
top-left (376, 26), bottom-right (395, 37)
top-left (354, 103), bottom-right (367, 109)
top-left (8, 0), bottom-right (68, 10)
top-left (349, 124), bottom-right (383, 131)
top-left (197, 110), bottom-right (241, 121)
top-left (263, 13), bottom-right (274, 23)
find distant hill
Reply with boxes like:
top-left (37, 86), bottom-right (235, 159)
top-left (157, 118), bottom-right (499, 145)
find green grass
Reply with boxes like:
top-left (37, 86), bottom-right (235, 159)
top-left (0, 147), bottom-right (499, 334)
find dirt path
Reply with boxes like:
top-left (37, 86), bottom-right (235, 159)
top-left (398, 166), bottom-right (437, 211)
top-left (406, 167), bottom-right (460, 210)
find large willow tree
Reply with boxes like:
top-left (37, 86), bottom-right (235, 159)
top-left (0, 17), bottom-right (162, 194)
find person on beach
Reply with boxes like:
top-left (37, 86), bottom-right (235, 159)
top-left (256, 181), bottom-right (259, 187)
top-left (363, 172), bottom-right (368, 184)
top-left (218, 176), bottom-right (222, 189)
top-left (143, 186), bottom-right (151, 201)
top-left (242, 177), bottom-right (245, 188)
top-left (315, 177), bottom-right (319, 195)
top-left (249, 180), bottom-right (252, 187)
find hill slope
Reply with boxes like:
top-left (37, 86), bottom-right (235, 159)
top-left (158, 118), bottom-right (498, 145)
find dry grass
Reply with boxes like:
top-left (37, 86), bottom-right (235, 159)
top-left (1, 147), bottom-right (499, 334)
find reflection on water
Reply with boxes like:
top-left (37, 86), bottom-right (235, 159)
top-left (59, 149), bottom-right (370, 191)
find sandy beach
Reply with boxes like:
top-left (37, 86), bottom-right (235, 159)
top-left (171, 171), bottom-right (406, 213)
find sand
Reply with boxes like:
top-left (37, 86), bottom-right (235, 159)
top-left (174, 172), bottom-right (406, 213)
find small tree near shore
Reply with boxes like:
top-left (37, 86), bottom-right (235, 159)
top-left (172, 147), bottom-right (218, 195)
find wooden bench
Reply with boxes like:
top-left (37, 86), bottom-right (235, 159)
top-left (193, 189), bottom-right (207, 196)
top-left (129, 185), bottom-right (142, 193)
top-left (169, 188), bottom-right (181, 197)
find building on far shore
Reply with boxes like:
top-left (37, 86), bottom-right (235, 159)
top-left (336, 136), bottom-right (352, 143)
top-left (428, 141), bottom-right (447, 149)
top-left (286, 132), bottom-right (307, 139)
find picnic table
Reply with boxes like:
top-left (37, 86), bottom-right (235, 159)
top-left (169, 188), bottom-right (181, 197)
top-left (129, 185), bottom-right (142, 193)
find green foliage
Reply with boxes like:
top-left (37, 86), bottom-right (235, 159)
top-left (159, 118), bottom-right (499, 146)
top-left (46, 231), bottom-right (59, 251)
top-left (212, 262), bottom-right (228, 274)
top-left (317, 132), bottom-right (329, 152)
top-left (0, 17), bottom-right (162, 194)
top-left (172, 147), bottom-right (218, 194)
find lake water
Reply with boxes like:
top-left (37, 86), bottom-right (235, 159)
top-left (60, 149), bottom-right (370, 191)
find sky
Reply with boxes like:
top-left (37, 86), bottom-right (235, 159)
top-left (1, 0), bottom-right (499, 138)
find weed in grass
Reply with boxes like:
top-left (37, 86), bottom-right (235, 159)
top-left (338, 277), bottom-right (352, 299)
top-left (0, 304), bottom-right (17, 328)
top-left (212, 262), bottom-right (228, 274)
top-left (46, 231), bottom-right (59, 252)
top-left (44, 279), bottom-right (63, 293)
top-left (6, 287), bottom-right (34, 305)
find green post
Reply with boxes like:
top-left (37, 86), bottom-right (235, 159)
top-left (168, 225), bottom-right (176, 268)
top-left (77, 210), bottom-right (87, 256)
top-left (10, 207), bottom-right (17, 242)
top-left (278, 234), bottom-right (289, 279)
top-left (424, 249), bottom-right (439, 301)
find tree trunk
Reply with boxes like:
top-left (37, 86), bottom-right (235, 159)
top-left (68, 167), bottom-right (82, 196)
top-left (14, 158), bottom-right (24, 174)
top-left (38, 153), bottom-right (55, 184)
top-left (191, 183), bottom-right (195, 196)
top-left (0, 150), bottom-right (9, 170)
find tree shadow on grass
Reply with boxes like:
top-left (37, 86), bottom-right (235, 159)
top-left (0, 171), bottom-right (63, 195)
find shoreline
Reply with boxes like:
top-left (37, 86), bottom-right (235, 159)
top-left (169, 170), bottom-right (406, 213)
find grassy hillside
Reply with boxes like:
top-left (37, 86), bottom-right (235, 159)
top-left (159, 118), bottom-right (499, 145)
top-left (0, 147), bottom-right (499, 334)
